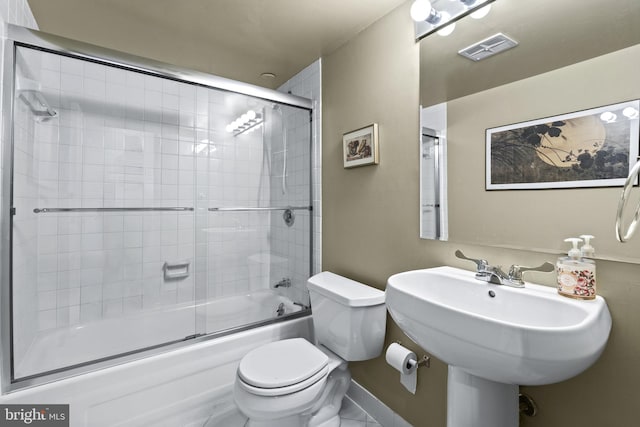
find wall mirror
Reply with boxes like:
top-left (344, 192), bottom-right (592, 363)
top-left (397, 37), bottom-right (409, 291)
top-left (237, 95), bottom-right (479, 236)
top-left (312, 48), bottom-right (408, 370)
top-left (419, 0), bottom-right (640, 262)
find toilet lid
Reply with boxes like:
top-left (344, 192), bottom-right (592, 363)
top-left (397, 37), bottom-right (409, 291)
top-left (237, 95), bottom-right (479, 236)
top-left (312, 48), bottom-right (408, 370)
top-left (238, 338), bottom-right (329, 389)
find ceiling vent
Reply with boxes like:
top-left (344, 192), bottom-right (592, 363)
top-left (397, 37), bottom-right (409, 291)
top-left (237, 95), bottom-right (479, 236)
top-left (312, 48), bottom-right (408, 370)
top-left (458, 33), bottom-right (518, 61)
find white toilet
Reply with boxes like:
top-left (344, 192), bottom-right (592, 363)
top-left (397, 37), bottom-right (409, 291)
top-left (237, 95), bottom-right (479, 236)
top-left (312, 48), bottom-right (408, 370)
top-left (233, 271), bottom-right (386, 427)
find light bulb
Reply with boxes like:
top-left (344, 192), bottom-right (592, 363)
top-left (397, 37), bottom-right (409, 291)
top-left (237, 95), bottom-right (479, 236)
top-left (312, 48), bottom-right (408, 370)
top-left (410, 0), bottom-right (432, 22)
top-left (240, 113), bottom-right (249, 123)
top-left (437, 12), bottom-right (455, 36)
top-left (600, 111), bottom-right (617, 123)
top-left (247, 110), bottom-right (256, 120)
top-left (225, 124), bottom-right (233, 133)
top-left (470, 4), bottom-right (491, 19)
top-left (623, 107), bottom-right (639, 119)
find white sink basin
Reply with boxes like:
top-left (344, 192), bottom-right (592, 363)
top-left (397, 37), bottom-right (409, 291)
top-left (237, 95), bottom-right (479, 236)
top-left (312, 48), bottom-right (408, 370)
top-left (386, 266), bottom-right (612, 386)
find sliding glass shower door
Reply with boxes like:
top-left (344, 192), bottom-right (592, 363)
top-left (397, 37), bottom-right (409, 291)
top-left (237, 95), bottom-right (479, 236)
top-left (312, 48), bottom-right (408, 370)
top-left (8, 39), bottom-right (312, 383)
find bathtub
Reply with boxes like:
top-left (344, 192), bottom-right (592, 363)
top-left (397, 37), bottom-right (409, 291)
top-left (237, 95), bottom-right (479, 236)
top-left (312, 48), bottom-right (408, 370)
top-left (15, 290), bottom-right (305, 381)
top-left (1, 311), bottom-right (312, 426)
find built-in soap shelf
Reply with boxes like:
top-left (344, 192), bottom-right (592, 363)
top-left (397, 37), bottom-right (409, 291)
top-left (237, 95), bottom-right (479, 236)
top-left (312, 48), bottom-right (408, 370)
top-left (163, 261), bottom-right (190, 281)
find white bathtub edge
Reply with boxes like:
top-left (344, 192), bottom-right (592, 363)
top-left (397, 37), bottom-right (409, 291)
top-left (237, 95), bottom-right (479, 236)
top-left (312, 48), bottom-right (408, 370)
top-left (0, 316), bottom-right (313, 427)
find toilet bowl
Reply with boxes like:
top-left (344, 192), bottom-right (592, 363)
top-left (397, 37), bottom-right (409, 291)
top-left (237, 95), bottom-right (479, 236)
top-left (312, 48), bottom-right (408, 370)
top-left (233, 272), bottom-right (386, 427)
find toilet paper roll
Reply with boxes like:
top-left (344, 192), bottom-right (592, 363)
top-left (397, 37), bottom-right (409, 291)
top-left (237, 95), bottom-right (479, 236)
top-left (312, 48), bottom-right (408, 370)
top-left (385, 343), bottom-right (418, 394)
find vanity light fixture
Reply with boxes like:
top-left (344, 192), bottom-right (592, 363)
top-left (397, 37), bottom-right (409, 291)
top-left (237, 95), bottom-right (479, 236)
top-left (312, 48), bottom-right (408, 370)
top-left (470, 4), bottom-right (492, 19)
top-left (623, 107), bottom-right (639, 119)
top-left (411, 0), bottom-right (496, 41)
top-left (226, 109), bottom-right (263, 136)
top-left (600, 111), bottom-right (617, 123)
top-left (436, 12), bottom-right (456, 36)
top-left (601, 107), bottom-right (639, 124)
top-left (410, 0), bottom-right (443, 25)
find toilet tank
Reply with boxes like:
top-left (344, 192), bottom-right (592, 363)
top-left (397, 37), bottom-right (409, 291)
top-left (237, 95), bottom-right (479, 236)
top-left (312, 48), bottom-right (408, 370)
top-left (307, 272), bottom-right (386, 361)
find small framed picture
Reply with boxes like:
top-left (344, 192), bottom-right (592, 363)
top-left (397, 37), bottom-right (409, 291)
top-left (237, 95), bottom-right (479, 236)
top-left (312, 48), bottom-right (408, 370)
top-left (343, 123), bottom-right (379, 168)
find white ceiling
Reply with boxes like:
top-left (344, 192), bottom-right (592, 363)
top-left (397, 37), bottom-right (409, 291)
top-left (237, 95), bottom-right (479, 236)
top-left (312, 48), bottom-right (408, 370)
top-left (27, 0), bottom-right (408, 89)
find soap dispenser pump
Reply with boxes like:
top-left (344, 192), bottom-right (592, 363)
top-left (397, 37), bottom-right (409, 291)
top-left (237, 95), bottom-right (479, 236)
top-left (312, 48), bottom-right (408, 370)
top-left (557, 237), bottom-right (596, 300)
top-left (580, 234), bottom-right (595, 258)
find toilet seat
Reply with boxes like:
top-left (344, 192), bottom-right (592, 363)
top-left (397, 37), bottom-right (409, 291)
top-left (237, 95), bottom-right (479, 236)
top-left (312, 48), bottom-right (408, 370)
top-left (237, 338), bottom-right (329, 397)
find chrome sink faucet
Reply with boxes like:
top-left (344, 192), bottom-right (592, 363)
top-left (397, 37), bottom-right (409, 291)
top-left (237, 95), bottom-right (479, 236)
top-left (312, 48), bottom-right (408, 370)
top-left (455, 250), bottom-right (554, 288)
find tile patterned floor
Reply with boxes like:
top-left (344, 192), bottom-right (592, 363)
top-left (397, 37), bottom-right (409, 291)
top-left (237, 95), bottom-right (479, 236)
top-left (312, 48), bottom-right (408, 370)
top-left (202, 395), bottom-right (383, 427)
top-left (338, 397), bottom-right (383, 427)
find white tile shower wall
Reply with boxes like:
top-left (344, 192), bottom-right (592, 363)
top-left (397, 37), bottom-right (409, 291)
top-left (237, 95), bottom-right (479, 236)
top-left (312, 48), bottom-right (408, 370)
top-left (12, 73), bottom-right (40, 368)
top-left (13, 50), bottom-right (205, 333)
top-left (203, 89), bottom-right (271, 303)
top-left (274, 59), bottom-right (321, 303)
top-left (16, 47), bottom-right (276, 342)
top-left (0, 0), bottom-right (38, 379)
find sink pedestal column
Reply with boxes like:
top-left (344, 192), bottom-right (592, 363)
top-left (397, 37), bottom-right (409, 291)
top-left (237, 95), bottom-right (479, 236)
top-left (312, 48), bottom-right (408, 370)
top-left (447, 366), bottom-right (518, 427)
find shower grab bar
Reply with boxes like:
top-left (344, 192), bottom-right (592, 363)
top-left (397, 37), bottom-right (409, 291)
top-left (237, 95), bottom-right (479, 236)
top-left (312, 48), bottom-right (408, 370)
top-left (208, 206), bottom-right (312, 212)
top-left (33, 207), bottom-right (194, 213)
top-left (615, 160), bottom-right (640, 242)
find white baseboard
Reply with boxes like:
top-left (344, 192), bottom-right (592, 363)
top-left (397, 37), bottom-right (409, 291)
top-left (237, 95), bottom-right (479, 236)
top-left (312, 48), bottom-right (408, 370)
top-left (346, 380), bottom-right (413, 427)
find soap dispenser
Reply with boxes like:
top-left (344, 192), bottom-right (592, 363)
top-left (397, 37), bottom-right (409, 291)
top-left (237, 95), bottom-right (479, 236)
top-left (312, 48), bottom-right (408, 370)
top-left (557, 237), bottom-right (596, 300)
top-left (579, 234), bottom-right (597, 298)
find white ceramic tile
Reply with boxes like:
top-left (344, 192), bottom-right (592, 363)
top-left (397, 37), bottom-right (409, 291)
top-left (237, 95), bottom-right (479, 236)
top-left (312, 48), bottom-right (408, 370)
top-left (123, 231), bottom-right (143, 248)
top-left (37, 309), bottom-right (57, 331)
top-left (83, 147), bottom-right (105, 165)
top-left (340, 398), bottom-right (368, 422)
top-left (80, 302), bottom-right (102, 322)
top-left (81, 286), bottom-right (102, 304)
top-left (103, 298), bottom-right (123, 317)
top-left (340, 420), bottom-right (367, 427)
top-left (84, 78), bottom-right (106, 98)
top-left (81, 233), bottom-right (103, 251)
top-left (57, 288), bottom-right (81, 307)
top-left (38, 290), bottom-right (57, 311)
top-left (81, 268), bottom-right (103, 286)
top-left (103, 282), bottom-right (124, 300)
top-left (58, 269), bottom-right (82, 288)
top-left (37, 272), bottom-right (58, 291)
top-left (61, 57), bottom-right (83, 76)
top-left (60, 73), bottom-right (83, 93)
top-left (123, 295), bottom-right (142, 313)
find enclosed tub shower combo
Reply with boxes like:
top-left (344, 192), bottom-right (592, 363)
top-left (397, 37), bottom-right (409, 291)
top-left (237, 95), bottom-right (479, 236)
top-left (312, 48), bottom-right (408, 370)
top-left (0, 23), bottom-right (315, 402)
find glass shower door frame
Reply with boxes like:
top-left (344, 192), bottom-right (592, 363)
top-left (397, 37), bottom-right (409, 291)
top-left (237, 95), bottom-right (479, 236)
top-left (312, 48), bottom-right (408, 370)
top-left (0, 24), bottom-right (313, 392)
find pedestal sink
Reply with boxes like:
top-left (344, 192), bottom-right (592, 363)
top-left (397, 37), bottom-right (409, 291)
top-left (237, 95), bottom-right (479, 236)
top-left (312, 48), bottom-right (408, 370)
top-left (386, 266), bottom-right (612, 427)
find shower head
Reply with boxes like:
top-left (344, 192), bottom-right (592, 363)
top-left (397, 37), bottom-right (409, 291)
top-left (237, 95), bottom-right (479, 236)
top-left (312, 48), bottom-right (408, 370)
top-left (16, 77), bottom-right (58, 121)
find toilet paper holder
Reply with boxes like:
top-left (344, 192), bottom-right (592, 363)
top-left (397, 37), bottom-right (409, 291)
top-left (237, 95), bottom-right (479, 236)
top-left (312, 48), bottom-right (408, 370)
top-left (394, 341), bottom-right (431, 369)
